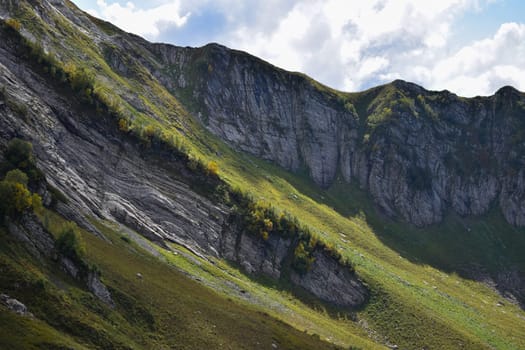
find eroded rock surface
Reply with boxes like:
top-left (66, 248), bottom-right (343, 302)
top-left (158, 44), bottom-right (525, 227)
top-left (0, 25), bottom-right (367, 308)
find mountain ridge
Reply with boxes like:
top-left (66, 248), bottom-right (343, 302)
top-left (1, 1), bottom-right (525, 349)
top-left (158, 40), bottom-right (525, 227)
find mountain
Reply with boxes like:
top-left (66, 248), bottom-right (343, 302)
top-left (0, 1), bottom-right (524, 349)
top-left (163, 44), bottom-right (525, 228)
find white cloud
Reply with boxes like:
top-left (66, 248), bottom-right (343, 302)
top-left (89, 0), bottom-right (190, 38)
top-left (76, 0), bottom-right (525, 97)
top-left (226, 0), bottom-right (492, 94)
top-left (430, 22), bottom-right (525, 95)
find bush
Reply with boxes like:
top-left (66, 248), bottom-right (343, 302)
top-left (4, 169), bottom-right (29, 186)
top-left (5, 138), bottom-right (33, 169)
top-left (63, 62), bottom-right (95, 96)
top-left (292, 241), bottom-right (315, 275)
top-left (118, 118), bottom-right (129, 132)
top-left (0, 142), bottom-right (43, 223)
top-left (55, 223), bottom-right (85, 262)
top-left (5, 18), bottom-right (21, 32)
top-left (2, 138), bottom-right (43, 183)
top-left (0, 180), bottom-right (33, 220)
top-left (206, 161), bottom-right (219, 176)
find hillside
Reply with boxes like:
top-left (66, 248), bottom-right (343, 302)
top-left (0, 1), bottom-right (524, 349)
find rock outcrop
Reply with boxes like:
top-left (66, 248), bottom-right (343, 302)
top-left (0, 15), bottom-right (367, 308)
top-left (220, 223), bottom-right (368, 307)
top-left (1, 294), bottom-right (32, 317)
top-left (4, 0), bottom-right (524, 229)
top-left (158, 45), bottom-right (525, 227)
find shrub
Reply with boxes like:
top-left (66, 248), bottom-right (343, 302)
top-left (5, 18), bottom-right (21, 32)
top-left (206, 161), bottom-right (219, 176)
top-left (2, 138), bottom-right (43, 184)
top-left (4, 169), bottom-right (29, 186)
top-left (0, 180), bottom-right (33, 220)
top-left (64, 63), bottom-right (94, 92)
top-left (55, 223), bottom-right (85, 261)
top-left (118, 118), bottom-right (129, 132)
top-left (292, 241), bottom-right (315, 275)
top-left (5, 138), bottom-right (33, 169)
top-left (368, 107), bottom-right (393, 125)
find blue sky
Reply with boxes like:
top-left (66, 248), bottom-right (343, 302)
top-left (71, 0), bottom-right (525, 96)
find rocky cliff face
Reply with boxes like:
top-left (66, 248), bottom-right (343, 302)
top-left (220, 223), bottom-right (368, 307)
top-left (0, 19), bottom-right (366, 308)
top-left (6, 0), bottom-right (523, 228)
top-left (157, 44), bottom-right (525, 227)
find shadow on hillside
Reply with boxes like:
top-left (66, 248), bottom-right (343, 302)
top-left (282, 174), bottom-right (525, 310)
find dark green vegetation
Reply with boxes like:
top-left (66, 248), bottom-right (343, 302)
top-left (0, 139), bottom-right (43, 223)
top-left (0, 1), bottom-right (524, 349)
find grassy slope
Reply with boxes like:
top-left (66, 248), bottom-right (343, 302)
top-left (0, 214), bottom-right (345, 350)
top-left (211, 142), bottom-right (525, 350)
top-left (4, 2), bottom-right (525, 349)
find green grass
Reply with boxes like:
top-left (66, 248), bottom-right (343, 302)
top-left (91, 220), bottom-right (384, 349)
top-left (0, 213), bottom-right (350, 350)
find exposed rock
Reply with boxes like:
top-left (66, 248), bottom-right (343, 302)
top-left (1, 294), bottom-right (32, 317)
top-left (219, 223), bottom-right (367, 307)
top-left (7, 214), bottom-right (54, 261)
top-left (5, 0), bottom-right (524, 228)
top-left (162, 45), bottom-right (525, 228)
top-left (290, 249), bottom-right (368, 307)
top-left (60, 257), bottom-right (79, 279)
top-left (1, 0), bottom-right (523, 311)
top-left (88, 272), bottom-right (114, 307)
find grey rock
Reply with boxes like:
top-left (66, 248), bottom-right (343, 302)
top-left (2, 0), bottom-right (525, 229)
top-left (88, 272), bottom-right (114, 307)
top-left (219, 225), bottom-right (367, 307)
top-left (290, 250), bottom-right (368, 307)
top-left (1, 294), bottom-right (31, 316)
top-left (7, 214), bottom-right (54, 260)
top-left (60, 257), bottom-right (79, 279)
top-left (0, 25), bottom-right (367, 308)
top-left (162, 45), bottom-right (525, 228)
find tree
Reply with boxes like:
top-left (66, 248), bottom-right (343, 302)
top-left (4, 169), bottom-right (28, 186)
top-left (0, 180), bottom-right (32, 220)
top-left (2, 139), bottom-right (43, 183)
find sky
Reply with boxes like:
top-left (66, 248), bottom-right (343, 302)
top-left (70, 0), bottom-right (525, 97)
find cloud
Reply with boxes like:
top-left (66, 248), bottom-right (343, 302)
top-left (227, 0), bottom-right (489, 92)
top-left (77, 0), bottom-right (524, 96)
top-left (88, 0), bottom-right (190, 38)
top-left (430, 23), bottom-right (525, 93)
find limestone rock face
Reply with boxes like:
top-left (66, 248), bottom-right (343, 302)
top-left (219, 224), bottom-right (368, 307)
top-left (0, 24), bottom-right (367, 309)
top-left (160, 45), bottom-right (525, 227)
top-left (290, 250), bottom-right (368, 307)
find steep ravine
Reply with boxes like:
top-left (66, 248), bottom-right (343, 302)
top-left (0, 35), bottom-right (367, 308)
top-left (157, 43), bottom-right (525, 227)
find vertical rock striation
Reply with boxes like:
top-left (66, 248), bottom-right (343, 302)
top-left (155, 44), bottom-right (525, 227)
